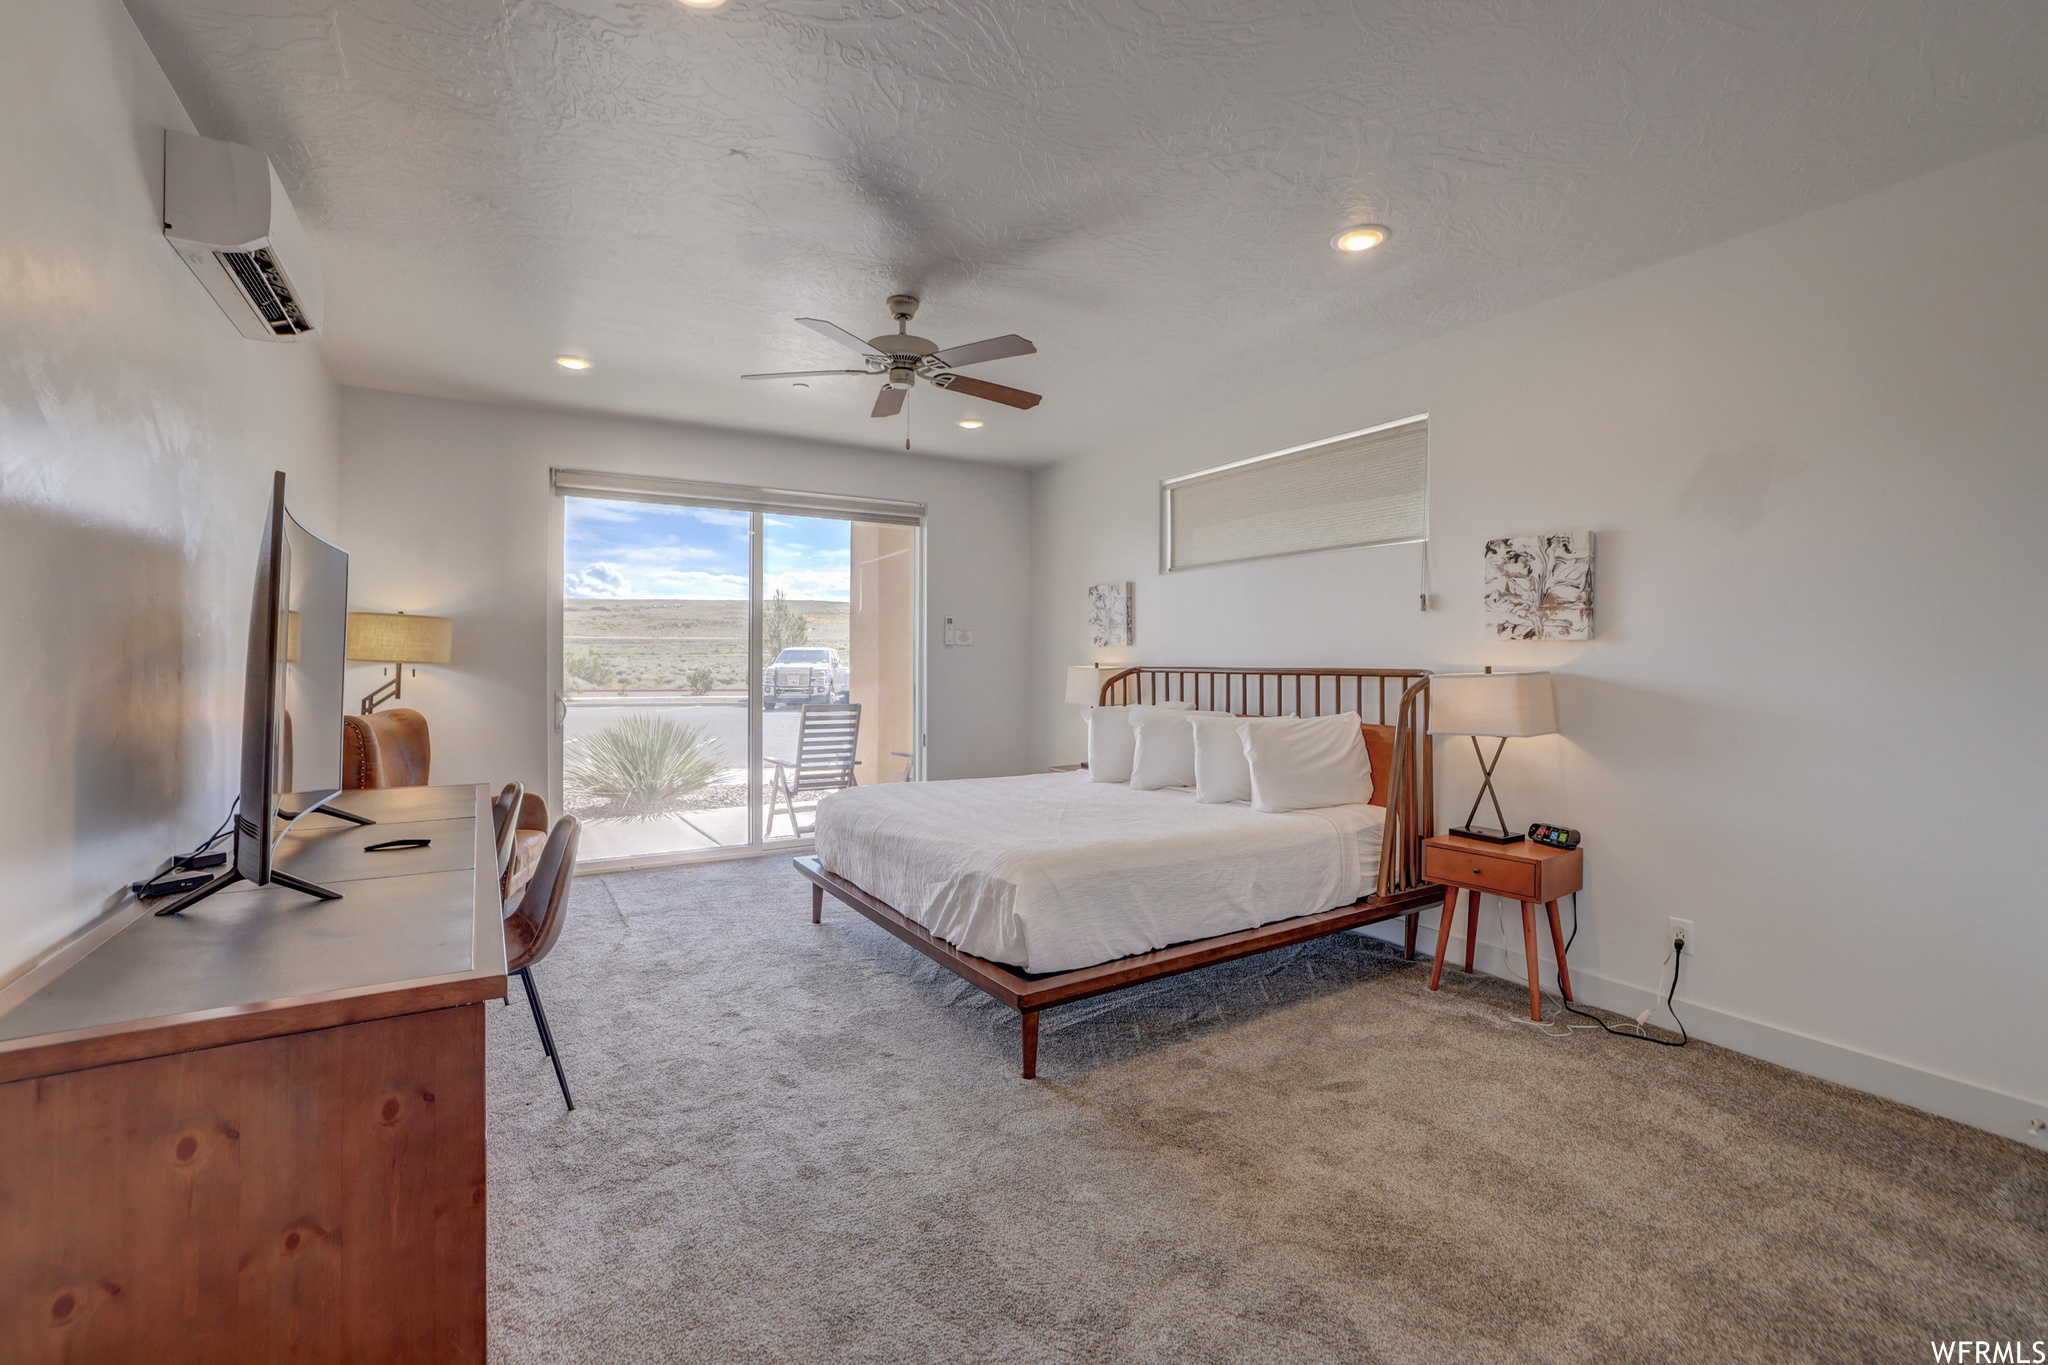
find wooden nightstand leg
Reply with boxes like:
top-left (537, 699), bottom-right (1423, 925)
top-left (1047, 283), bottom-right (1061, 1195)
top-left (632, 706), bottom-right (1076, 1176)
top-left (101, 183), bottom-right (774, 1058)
top-left (1520, 902), bottom-right (1544, 1021)
top-left (811, 884), bottom-right (824, 924)
top-left (1545, 900), bottom-right (1573, 1001)
top-left (1429, 884), bottom-right (1459, 990)
top-left (1403, 912), bottom-right (1418, 961)
top-left (1463, 889), bottom-right (1481, 974)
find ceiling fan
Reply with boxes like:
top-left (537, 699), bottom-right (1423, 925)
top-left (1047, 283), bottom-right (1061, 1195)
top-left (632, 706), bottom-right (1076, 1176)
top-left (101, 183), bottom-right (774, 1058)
top-left (743, 295), bottom-right (1041, 421)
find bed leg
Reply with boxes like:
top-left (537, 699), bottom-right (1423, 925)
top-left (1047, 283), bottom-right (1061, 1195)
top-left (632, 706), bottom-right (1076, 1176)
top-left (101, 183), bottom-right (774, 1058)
top-left (810, 883), bottom-right (823, 924)
top-left (1020, 1009), bottom-right (1039, 1080)
top-left (1403, 911), bottom-right (1419, 961)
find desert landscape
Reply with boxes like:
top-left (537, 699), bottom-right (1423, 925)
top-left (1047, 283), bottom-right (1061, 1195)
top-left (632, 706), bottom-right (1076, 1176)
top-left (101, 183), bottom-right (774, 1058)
top-left (562, 596), bottom-right (849, 693)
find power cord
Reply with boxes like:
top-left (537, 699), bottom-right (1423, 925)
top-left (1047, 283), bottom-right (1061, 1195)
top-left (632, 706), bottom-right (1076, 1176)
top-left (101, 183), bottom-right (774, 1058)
top-left (184, 797), bottom-right (240, 860)
top-left (1555, 891), bottom-right (1688, 1047)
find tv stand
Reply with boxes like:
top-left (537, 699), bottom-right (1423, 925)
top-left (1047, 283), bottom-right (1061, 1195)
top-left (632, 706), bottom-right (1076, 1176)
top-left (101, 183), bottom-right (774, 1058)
top-left (276, 801), bottom-right (377, 827)
top-left (154, 866), bottom-right (343, 917)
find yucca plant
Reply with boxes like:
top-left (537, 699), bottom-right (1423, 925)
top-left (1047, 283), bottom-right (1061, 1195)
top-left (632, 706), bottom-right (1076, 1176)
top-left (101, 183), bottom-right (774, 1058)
top-left (563, 715), bottom-right (724, 815)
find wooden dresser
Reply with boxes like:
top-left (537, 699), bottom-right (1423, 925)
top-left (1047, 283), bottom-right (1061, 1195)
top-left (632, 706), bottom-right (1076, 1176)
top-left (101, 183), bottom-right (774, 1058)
top-left (0, 784), bottom-right (505, 1364)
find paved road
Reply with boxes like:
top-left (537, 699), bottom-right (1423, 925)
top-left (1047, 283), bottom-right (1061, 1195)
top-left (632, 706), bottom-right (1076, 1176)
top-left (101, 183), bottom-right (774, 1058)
top-left (564, 697), bottom-right (807, 770)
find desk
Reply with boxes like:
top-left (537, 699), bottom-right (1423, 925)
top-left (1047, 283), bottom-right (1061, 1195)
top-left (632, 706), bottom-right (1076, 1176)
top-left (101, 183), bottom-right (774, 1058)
top-left (0, 784), bottom-right (503, 1363)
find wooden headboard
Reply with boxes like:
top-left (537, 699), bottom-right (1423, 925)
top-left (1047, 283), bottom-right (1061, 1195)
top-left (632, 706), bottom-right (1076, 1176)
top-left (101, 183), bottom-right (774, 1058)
top-left (1093, 666), bottom-right (1435, 900)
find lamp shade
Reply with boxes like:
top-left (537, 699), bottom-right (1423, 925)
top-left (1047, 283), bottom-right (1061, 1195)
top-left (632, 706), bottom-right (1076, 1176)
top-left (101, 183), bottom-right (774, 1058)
top-left (346, 611), bottom-right (453, 665)
top-left (1428, 671), bottom-right (1557, 737)
top-left (1065, 665), bottom-right (1104, 706)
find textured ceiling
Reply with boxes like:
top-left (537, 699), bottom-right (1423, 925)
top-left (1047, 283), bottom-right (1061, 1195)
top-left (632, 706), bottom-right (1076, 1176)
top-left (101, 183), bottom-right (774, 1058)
top-left (125, 0), bottom-right (2047, 466)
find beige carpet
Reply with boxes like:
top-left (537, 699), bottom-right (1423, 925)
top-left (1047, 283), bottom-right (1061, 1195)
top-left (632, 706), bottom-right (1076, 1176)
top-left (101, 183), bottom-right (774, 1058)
top-left (483, 855), bottom-right (2046, 1364)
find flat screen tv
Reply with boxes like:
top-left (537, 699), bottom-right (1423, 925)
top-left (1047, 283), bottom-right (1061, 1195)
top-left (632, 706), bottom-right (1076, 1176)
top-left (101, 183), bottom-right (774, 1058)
top-left (159, 472), bottom-right (370, 915)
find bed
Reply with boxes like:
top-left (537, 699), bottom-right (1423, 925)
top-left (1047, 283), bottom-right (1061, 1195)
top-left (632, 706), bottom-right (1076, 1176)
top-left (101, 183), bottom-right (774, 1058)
top-left (795, 666), bottom-right (1440, 1077)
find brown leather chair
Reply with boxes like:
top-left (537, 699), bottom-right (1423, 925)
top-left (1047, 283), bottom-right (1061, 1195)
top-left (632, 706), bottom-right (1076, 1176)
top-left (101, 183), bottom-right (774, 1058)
top-left (501, 791), bottom-right (550, 905)
top-left (505, 815), bottom-right (581, 1110)
top-left (341, 708), bottom-right (431, 789)
top-left (491, 782), bottom-right (524, 883)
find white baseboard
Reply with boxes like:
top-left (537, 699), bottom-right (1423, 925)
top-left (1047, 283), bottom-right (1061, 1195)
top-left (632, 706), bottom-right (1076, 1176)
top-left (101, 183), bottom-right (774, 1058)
top-left (1356, 921), bottom-right (2048, 1150)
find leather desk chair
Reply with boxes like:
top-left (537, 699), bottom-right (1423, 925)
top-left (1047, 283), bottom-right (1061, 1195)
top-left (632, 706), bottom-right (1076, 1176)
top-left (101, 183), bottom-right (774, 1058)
top-left (341, 708), bottom-right (431, 789)
top-left (505, 815), bottom-right (582, 1110)
top-left (491, 782), bottom-right (524, 884)
top-left (501, 791), bottom-right (550, 905)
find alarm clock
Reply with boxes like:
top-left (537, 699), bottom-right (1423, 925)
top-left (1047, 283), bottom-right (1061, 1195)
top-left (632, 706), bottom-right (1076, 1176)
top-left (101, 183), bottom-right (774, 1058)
top-left (1527, 823), bottom-right (1580, 850)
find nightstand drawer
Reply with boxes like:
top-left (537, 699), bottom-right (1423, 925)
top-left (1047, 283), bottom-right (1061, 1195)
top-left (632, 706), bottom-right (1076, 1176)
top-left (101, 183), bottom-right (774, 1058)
top-left (1423, 844), bottom-right (1539, 899)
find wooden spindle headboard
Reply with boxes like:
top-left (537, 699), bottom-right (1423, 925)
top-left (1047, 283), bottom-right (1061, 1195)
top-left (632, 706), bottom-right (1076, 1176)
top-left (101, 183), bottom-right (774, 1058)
top-left (1093, 666), bottom-right (1435, 898)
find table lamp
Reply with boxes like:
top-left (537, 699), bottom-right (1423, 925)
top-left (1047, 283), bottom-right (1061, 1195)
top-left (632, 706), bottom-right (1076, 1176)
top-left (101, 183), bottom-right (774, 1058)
top-left (347, 610), bottom-right (453, 715)
top-left (1427, 669), bottom-right (1557, 844)
top-left (1065, 664), bottom-right (1106, 707)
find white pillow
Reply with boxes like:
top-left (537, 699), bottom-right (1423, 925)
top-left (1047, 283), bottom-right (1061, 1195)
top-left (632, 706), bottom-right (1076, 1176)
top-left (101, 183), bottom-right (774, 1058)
top-left (1241, 713), bottom-right (1373, 813)
top-left (1086, 702), bottom-right (1191, 782)
top-left (1130, 710), bottom-right (1225, 790)
top-left (1190, 714), bottom-right (1254, 804)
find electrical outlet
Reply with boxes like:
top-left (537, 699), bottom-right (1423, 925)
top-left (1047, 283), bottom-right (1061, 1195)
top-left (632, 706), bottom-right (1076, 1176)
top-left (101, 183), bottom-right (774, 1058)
top-left (1669, 918), bottom-right (1693, 950)
top-left (2029, 1118), bottom-right (2046, 1138)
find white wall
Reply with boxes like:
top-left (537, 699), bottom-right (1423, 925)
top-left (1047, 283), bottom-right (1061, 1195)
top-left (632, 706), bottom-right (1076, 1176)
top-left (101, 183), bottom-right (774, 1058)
top-left (0, 1), bottom-right (341, 982)
top-left (1030, 135), bottom-right (2048, 1142)
top-left (337, 389), bottom-right (1033, 803)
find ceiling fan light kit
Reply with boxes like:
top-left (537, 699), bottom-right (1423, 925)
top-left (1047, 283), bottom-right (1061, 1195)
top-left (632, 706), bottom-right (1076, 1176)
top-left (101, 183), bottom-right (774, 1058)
top-left (742, 294), bottom-right (1043, 441)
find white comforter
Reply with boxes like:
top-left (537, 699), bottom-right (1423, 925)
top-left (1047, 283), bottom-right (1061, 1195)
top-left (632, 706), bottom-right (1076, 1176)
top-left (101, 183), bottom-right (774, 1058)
top-left (812, 772), bottom-right (1385, 974)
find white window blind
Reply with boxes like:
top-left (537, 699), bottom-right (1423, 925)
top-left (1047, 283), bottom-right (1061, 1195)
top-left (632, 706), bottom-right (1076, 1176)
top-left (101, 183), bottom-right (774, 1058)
top-left (1162, 416), bottom-right (1428, 572)
top-left (550, 468), bottom-right (925, 526)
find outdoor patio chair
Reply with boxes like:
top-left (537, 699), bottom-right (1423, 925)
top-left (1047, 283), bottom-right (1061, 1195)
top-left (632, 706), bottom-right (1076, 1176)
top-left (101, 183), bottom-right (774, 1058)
top-left (766, 703), bottom-right (860, 838)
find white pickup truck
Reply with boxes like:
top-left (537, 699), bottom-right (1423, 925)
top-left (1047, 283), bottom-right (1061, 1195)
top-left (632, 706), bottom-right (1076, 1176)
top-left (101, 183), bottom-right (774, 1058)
top-left (763, 647), bottom-right (850, 708)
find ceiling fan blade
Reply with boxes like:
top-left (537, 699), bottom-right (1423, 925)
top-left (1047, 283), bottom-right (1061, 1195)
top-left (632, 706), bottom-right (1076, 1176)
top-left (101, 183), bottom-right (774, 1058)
top-left (796, 318), bottom-right (885, 356)
top-left (741, 369), bottom-right (872, 380)
top-left (871, 384), bottom-right (907, 418)
top-left (927, 334), bottom-right (1036, 369)
top-left (932, 373), bottom-right (1042, 410)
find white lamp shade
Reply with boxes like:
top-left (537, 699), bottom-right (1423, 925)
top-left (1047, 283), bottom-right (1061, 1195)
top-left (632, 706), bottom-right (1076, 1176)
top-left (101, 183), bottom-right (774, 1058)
top-left (346, 611), bottom-right (453, 664)
top-left (1065, 665), bottom-right (1104, 706)
top-left (1428, 671), bottom-right (1557, 737)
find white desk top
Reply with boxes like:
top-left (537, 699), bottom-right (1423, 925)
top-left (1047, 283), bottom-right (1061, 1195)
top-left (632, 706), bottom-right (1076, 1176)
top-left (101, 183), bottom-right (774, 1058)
top-left (0, 785), bottom-right (505, 1079)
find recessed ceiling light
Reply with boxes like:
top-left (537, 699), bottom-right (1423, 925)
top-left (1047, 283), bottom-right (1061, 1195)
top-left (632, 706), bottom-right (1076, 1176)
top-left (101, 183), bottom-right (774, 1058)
top-left (678, 0), bottom-right (726, 8)
top-left (956, 419), bottom-right (984, 429)
top-left (554, 355), bottom-right (591, 370)
top-left (1331, 224), bottom-right (1391, 253)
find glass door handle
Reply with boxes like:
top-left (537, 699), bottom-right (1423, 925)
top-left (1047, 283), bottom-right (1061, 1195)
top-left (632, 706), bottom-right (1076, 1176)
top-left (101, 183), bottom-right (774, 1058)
top-left (555, 693), bottom-right (567, 732)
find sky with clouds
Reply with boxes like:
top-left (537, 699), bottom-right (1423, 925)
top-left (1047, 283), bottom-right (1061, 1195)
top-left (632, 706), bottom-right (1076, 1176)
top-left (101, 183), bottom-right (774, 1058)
top-left (564, 497), bottom-right (852, 601)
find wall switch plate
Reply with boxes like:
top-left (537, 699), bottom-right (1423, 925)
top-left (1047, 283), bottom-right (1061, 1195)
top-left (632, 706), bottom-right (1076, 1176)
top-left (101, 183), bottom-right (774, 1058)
top-left (1669, 918), bottom-right (1693, 950)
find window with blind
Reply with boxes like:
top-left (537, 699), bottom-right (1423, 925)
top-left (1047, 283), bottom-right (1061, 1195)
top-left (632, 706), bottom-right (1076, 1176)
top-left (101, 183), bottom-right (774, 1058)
top-left (1161, 415), bottom-right (1428, 572)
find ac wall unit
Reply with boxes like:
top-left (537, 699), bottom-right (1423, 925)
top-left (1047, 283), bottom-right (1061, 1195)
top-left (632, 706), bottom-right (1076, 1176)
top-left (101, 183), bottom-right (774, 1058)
top-left (163, 129), bottom-right (323, 341)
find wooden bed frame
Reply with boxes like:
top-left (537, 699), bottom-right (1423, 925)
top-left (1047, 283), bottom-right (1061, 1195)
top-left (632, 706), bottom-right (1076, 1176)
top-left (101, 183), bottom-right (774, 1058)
top-left (795, 666), bottom-right (1439, 1078)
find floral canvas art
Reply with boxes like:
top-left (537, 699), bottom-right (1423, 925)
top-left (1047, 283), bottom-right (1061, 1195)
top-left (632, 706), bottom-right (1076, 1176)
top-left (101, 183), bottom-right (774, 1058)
top-left (1483, 532), bottom-right (1594, 640)
top-left (1088, 581), bottom-right (1133, 648)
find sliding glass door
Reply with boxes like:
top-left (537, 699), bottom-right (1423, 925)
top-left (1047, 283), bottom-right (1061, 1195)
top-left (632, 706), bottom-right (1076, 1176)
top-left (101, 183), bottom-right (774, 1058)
top-left (554, 475), bottom-right (921, 867)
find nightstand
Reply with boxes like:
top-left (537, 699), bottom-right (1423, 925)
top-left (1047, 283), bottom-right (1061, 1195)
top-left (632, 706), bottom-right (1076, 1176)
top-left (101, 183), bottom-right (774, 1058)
top-left (1423, 834), bottom-right (1584, 1021)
